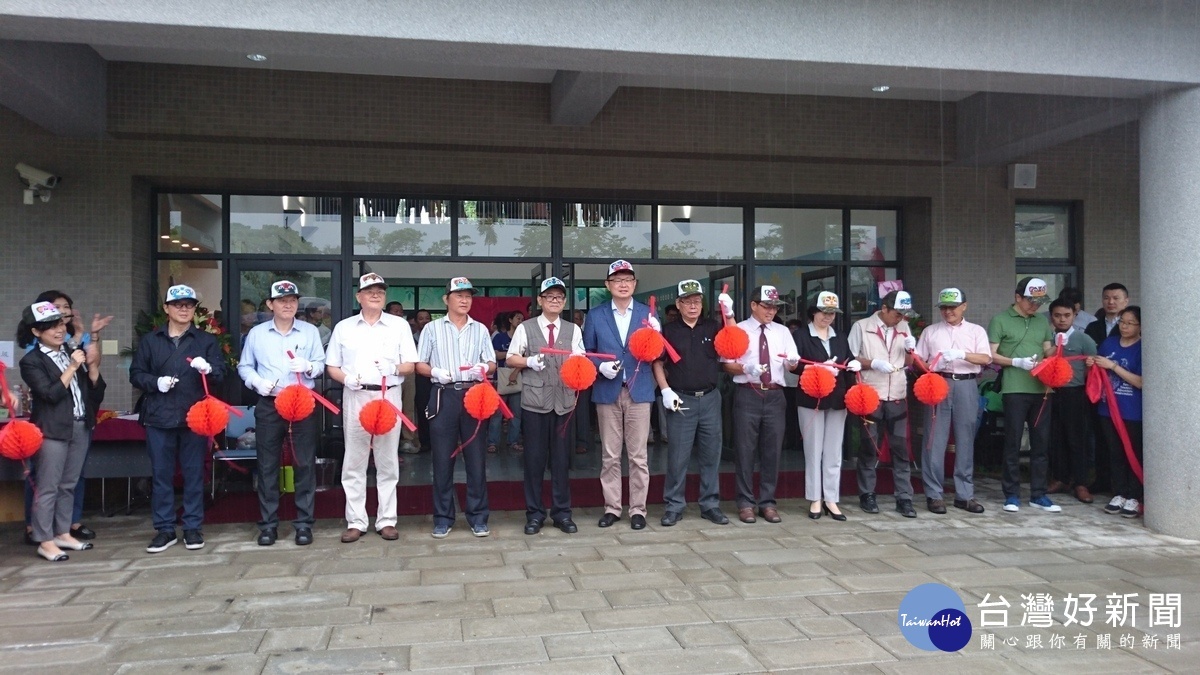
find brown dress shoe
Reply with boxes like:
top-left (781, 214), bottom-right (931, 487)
top-left (738, 507), bottom-right (757, 524)
top-left (1074, 485), bottom-right (1094, 504)
top-left (927, 498), bottom-right (947, 514)
top-left (378, 526), bottom-right (399, 540)
top-left (340, 528), bottom-right (363, 543)
top-left (759, 507), bottom-right (781, 523)
top-left (1047, 480), bottom-right (1067, 494)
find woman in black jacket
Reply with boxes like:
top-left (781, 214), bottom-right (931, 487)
top-left (17, 301), bottom-right (105, 561)
top-left (793, 293), bottom-right (860, 522)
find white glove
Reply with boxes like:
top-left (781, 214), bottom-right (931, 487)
top-left (870, 359), bottom-right (897, 374)
top-left (742, 363), bottom-right (767, 379)
top-left (661, 388), bottom-right (683, 412)
top-left (156, 376), bottom-right (177, 393)
top-left (717, 293), bottom-right (735, 318)
top-left (940, 349), bottom-right (966, 362)
top-left (342, 379), bottom-right (364, 391)
top-left (785, 356), bottom-right (801, 370)
top-left (819, 358), bottom-right (839, 375)
top-left (251, 377), bottom-right (275, 397)
top-left (846, 359), bottom-right (862, 372)
top-left (526, 355), bottom-right (546, 372)
top-left (647, 316), bottom-right (662, 333)
top-left (467, 363), bottom-right (489, 382)
top-left (374, 361), bottom-right (394, 379)
top-left (1055, 332), bottom-right (1067, 346)
top-left (189, 356), bottom-right (212, 374)
top-left (599, 360), bottom-right (622, 380)
top-left (288, 355), bottom-right (311, 374)
top-left (1012, 356), bottom-right (1039, 371)
top-left (430, 367), bottom-right (453, 385)
top-left (903, 335), bottom-right (917, 352)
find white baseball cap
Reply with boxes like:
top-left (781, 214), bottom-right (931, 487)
top-left (24, 301), bottom-right (63, 325)
top-left (676, 279), bottom-right (703, 299)
top-left (358, 273), bottom-right (387, 290)
top-left (816, 291), bottom-right (842, 313)
top-left (270, 280), bottom-right (300, 299)
top-left (540, 277), bottom-right (567, 295)
top-left (164, 284), bottom-right (199, 303)
top-left (446, 276), bottom-right (476, 294)
top-left (607, 260), bottom-right (635, 278)
top-left (937, 288), bottom-right (965, 307)
top-left (1016, 277), bottom-right (1050, 305)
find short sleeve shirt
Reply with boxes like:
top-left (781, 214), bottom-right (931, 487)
top-left (987, 306), bottom-right (1054, 395)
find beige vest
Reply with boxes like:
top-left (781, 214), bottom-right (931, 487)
top-left (854, 314), bottom-right (911, 402)
top-left (519, 317), bottom-right (578, 415)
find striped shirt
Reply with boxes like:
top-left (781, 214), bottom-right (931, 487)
top-left (417, 316), bottom-right (495, 383)
top-left (42, 345), bottom-right (85, 417)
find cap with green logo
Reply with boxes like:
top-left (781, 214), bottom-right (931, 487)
top-left (937, 288), bottom-right (965, 307)
top-left (676, 279), bottom-right (703, 299)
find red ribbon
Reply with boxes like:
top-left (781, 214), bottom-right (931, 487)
top-left (540, 347), bottom-right (616, 360)
top-left (1087, 363), bottom-right (1142, 484)
top-left (648, 296), bottom-right (682, 363)
top-left (187, 358), bottom-right (244, 418)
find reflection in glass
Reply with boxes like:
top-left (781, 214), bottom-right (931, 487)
top-left (458, 201), bottom-right (551, 257)
top-left (353, 198), bottom-right (452, 256)
top-left (230, 195), bottom-right (342, 255)
top-left (563, 203), bottom-right (652, 258)
top-left (850, 210), bottom-right (898, 261)
top-left (158, 194), bottom-right (223, 253)
top-left (754, 208), bottom-right (841, 261)
top-left (158, 260), bottom-right (224, 316)
top-left (849, 266), bottom-right (898, 320)
top-left (1015, 204), bottom-right (1070, 259)
top-left (657, 205), bottom-right (742, 259)
top-left (419, 286), bottom-right (448, 311)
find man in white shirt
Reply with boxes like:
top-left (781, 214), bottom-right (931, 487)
top-left (325, 273), bottom-right (418, 543)
top-left (721, 285), bottom-right (800, 524)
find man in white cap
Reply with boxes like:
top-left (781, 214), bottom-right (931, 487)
top-left (914, 288), bottom-right (992, 515)
top-left (988, 276), bottom-right (1058, 513)
top-left (583, 260), bottom-right (658, 530)
top-left (654, 279), bottom-right (731, 526)
top-left (848, 289), bottom-right (917, 518)
top-left (326, 273), bottom-right (419, 542)
top-left (721, 284), bottom-right (800, 524)
top-left (237, 280), bottom-right (326, 546)
top-left (416, 276), bottom-right (496, 538)
top-left (129, 284), bottom-right (225, 553)
top-left (506, 276), bottom-right (584, 535)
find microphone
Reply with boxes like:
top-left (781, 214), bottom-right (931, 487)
top-left (68, 338), bottom-right (87, 372)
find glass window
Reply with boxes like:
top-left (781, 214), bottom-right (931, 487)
top-left (754, 208), bottom-right (842, 261)
top-left (849, 266), bottom-right (898, 321)
top-left (155, 260), bottom-right (226, 334)
top-left (850, 210), bottom-right (898, 262)
top-left (353, 198), bottom-right (452, 256)
top-left (229, 195), bottom-right (342, 255)
top-left (419, 286), bottom-right (448, 311)
top-left (237, 268), bottom-right (334, 361)
top-left (157, 194), bottom-right (223, 253)
top-left (458, 201), bottom-right (551, 257)
top-left (563, 203), bottom-right (652, 258)
top-left (657, 205), bottom-right (743, 259)
top-left (1016, 204), bottom-right (1071, 259)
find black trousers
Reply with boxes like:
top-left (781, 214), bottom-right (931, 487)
top-left (1102, 416), bottom-right (1143, 500)
top-left (522, 408), bottom-right (572, 523)
top-left (1002, 393), bottom-right (1051, 499)
top-left (1049, 386), bottom-right (1090, 486)
top-left (428, 386), bottom-right (489, 528)
top-left (255, 398), bottom-right (319, 529)
top-left (415, 375), bottom-right (433, 450)
top-left (732, 387), bottom-right (786, 509)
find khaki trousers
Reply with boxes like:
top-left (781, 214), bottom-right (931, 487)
top-left (595, 388), bottom-right (651, 517)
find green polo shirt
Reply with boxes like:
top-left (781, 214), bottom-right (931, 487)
top-left (987, 306), bottom-right (1054, 395)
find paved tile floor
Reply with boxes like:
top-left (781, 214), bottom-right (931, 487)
top-left (2, 477), bottom-right (1199, 673)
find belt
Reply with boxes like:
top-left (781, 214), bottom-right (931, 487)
top-left (361, 384), bottom-right (398, 391)
top-left (678, 387), bottom-right (716, 397)
top-left (434, 382), bottom-right (472, 391)
top-left (939, 372), bottom-right (978, 381)
top-left (741, 382), bottom-right (782, 391)
top-left (73, 415), bottom-right (87, 421)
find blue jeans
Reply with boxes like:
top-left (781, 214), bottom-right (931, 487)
top-left (486, 392), bottom-right (522, 446)
top-left (145, 426), bottom-right (207, 532)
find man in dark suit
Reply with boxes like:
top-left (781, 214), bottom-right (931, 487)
top-left (1084, 282), bottom-right (1129, 494)
top-left (583, 260), bottom-right (658, 530)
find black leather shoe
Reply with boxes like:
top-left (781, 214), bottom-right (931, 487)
top-left (630, 514), bottom-right (646, 530)
top-left (257, 528), bottom-right (278, 546)
top-left (860, 493), bottom-right (879, 514)
top-left (24, 530), bottom-right (36, 546)
top-left (70, 524), bottom-right (96, 540)
top-left (660, 511), bottom-right (683, 527)
top-left (598, 513), bottom-right (620, 528)
top-left (554, 519), bottom-right (578, 534)
top-left (524, 521), bottom-right (543, 535)
top-left (896, 499), bottom-right (917, 518)
top-left (700, 508), bottom-right (729, 525)
top-left (294, 528), bottom-right (313, 546)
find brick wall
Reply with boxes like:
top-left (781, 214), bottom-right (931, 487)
top-left (0, 63), bottom-right (1140, 407)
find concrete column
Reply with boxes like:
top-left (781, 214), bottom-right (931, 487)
top-left (1140, 86), bottom-right (1200, 538)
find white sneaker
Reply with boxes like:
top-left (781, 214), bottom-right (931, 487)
top-left (1120, 498), bottom-right (1141, 518)
top-left (1104, 495), bottom-right (1126, 514)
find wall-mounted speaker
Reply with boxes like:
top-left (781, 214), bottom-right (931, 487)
top-left (1008, 163), bottom-right (1037, 189)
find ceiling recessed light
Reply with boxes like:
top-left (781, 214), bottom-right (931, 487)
top-left (160, 234), bottom-right (171, 239)
top-left (181, 243), bottom-right (191, 248)
top-left (872, 85), bottom-right (891, 93)
top-left (246, 53), bottom-right (267, 62)
top-left (170, 239), bottom-right (180, 243)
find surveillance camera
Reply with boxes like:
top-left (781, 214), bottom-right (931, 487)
top-left (15, 163), bottom-right (60, 189)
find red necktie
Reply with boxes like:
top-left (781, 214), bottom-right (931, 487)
top-left (547, 322), bottom-right (556, 347)
top-left (758, 324), bottom-right (771, 385)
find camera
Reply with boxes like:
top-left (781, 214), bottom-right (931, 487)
top-left (15, 163), bottom-right (60, 189)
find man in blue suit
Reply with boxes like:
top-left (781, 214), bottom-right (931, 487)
top-left (583, 260), bottom-right (660, 530)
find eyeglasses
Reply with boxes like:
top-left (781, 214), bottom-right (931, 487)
top-left (1118, 320), bottom-right (1140, 327)
top-left (541, 294), bottom-right (566, 302)
top-left (608, 277), bottom-right (635, 285)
